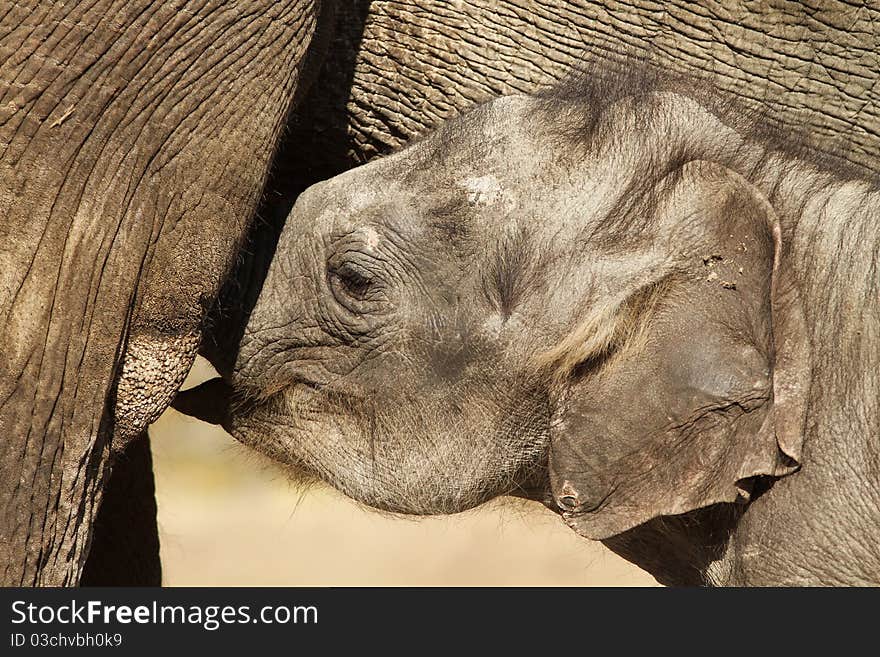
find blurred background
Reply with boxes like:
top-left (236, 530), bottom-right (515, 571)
top-left (150, 357), bottom-right (656, 586)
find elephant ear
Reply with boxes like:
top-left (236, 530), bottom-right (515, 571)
top-left (543, 161), bottom-right (810, 540)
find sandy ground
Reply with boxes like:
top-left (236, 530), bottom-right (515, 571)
top-left (150, 358), bottom-right (657, 586)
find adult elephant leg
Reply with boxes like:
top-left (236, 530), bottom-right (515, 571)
top-left (80, 431), bottom-right (160, 586)
top-left (0, 0), bottom-right (330, 586)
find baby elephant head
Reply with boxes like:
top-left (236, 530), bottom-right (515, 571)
top-left (212, 88), bottom-right (809, 538)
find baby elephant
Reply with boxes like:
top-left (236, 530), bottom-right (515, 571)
top-left (180, 70), bottom-right (880, 586)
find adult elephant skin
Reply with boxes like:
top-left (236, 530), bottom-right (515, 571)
top-left (288, 0), bottom-right (880, 198)
top-left (214, 68), bottom-right (880, 586)
top-left (3, 0), bottom-right (876, 587)
top-left (0, 0), bottom-right (336, 586)
top-left (207, 1), bottom-right (880, 374)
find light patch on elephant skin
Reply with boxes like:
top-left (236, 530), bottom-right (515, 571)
top-left (461, 175), bottom-right (501, 205)
top-left (482, 311), bottom-right (522, 337)
top-left (458, 175), bottom-right (519, 213)
top-left (113, 331), bottom-right (200, 450)
top-left (362, 227), bottom-right (380, 251)
top-left (348, 188), bottom-right (381, 213)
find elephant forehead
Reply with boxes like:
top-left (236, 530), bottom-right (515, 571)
top-left (300, 175), bottom-right (403, 230)
top-left (457, 174), bottom-right (521, 213)
top-left (459, 174), bottom-right (501, 201)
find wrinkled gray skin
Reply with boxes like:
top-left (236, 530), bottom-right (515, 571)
top-left (222, 76), bottom-right (880, 586)
top-left (5, 0), bottom-right (878, 586)
top-left (0, 0), bottom-right (334, 586)
top-left (208, 0), bottom-right (880, 374)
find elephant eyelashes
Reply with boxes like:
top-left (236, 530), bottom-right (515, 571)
top-left (328, 260), bottom-right (379, 305)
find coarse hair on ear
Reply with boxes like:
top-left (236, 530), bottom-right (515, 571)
top-left (536, 160), bottom-right (810, 541)
top-left (534, 277), bottom-right (674, 389)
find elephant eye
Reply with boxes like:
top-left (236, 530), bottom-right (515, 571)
top-left (329, 260), bottom-right (376, 303)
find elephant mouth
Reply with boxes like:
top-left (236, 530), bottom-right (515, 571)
top-left (172, 369), bottom-right (330, 428)
top-left (171, 376), bottom-right (236, 428)
top-left (172, 375), bottom-right (555, 518)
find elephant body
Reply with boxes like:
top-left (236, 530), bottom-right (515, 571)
top-left (0, 0), bottom-right (332, 585)
top-left (3, 0), bottom-right (878, 585)
top-left (212, 0), bottom-right (880, 372)
top-left (220, 69), bottom-right (880, 586)
top-left (304, 1), bottom-right (880, 176)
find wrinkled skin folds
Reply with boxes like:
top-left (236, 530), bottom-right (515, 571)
top-left (0, 0), bottom-right (326, 585)
top-left (210, 73), bottom-right (880, 586)
top-left (6, 0), bottom-right (878, 587)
